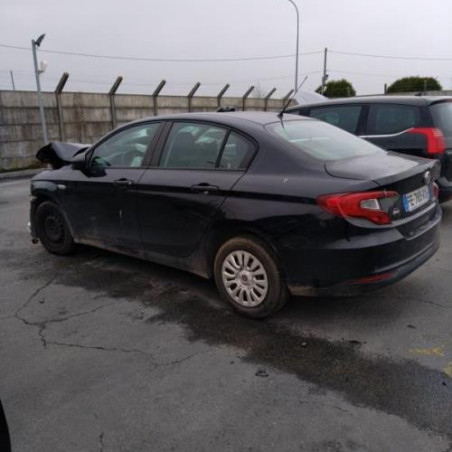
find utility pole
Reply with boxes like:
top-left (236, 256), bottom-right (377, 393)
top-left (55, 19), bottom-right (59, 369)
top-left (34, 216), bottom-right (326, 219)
top-left (321, 47), bottom-right (328, 95)
top-left (32, 34), bottom-right (48, 144)
top-left (286, 0), bottom-right (300, 93)
top-left (9, 71), bottom-right (15, 90)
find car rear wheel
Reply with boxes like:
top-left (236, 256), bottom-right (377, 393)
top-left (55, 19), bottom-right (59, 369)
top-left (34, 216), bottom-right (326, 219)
top-left (214, 236), bottom-right (287, 318)
top-left (35, 201), bottom-right (74, 255)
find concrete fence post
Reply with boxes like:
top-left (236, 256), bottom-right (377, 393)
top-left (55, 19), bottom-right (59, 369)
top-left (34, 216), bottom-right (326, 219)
top-left (109, 76), bottom-right (123, 129)
top-left (282, 89), bottom-right (294, 108)
top-left (264, 88), bottom-right (277, 111)
top-left (55, 72), bottom-right (69, 141)
top-left (217, 84), bottom-right (230, 108)
top-left (187, 82), bottom-right (201, 112)
top-left (152, 80), bottom-right (166, 116)
top-left (242, 86), bottom-right (254, 111)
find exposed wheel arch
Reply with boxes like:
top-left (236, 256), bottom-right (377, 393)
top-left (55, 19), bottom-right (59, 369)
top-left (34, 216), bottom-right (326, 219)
top-left (34, 194), bottom-right (55, 208)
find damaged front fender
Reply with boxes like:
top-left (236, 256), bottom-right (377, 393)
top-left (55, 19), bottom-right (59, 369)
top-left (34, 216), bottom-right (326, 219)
top-left (36, 141), bottom-right (90, 169)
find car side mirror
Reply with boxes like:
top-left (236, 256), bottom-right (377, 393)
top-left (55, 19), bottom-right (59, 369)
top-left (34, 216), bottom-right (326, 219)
top-left (73, 151), bottom-right (107, 177)
top-left (71, 150), bottom-right (89, 171)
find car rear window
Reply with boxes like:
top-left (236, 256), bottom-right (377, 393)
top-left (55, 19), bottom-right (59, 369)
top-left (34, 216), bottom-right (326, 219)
top-left (368, 104), bottom-right (420, 135)
top-left (267, 120), bottom-right (383, 161)
top-left (430, 102), bottom-right (452, 137)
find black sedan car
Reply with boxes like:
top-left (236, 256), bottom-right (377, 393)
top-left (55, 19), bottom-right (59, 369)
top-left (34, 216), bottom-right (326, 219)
top-left (29, 112), bottom-right (441, 318)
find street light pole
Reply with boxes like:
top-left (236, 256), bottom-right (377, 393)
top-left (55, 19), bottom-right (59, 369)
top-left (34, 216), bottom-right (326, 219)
top-left (32, 34), bottom-right (48, 144)
top-left (286, 0), bottom-right (299, 92)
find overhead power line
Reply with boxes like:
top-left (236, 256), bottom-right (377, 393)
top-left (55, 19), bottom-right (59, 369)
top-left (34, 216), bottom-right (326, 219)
top-left (330, 69), bottom-right (450, 78)
top-left (3, 43), bottom-right (452, 63)
top-left (331, 50), bottom-right (452, 62)
top-left (0, 43), bottom-right (321, 62)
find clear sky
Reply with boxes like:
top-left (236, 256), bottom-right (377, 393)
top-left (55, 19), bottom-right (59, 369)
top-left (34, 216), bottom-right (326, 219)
top-left (0, 0), bottom-right (451, 97)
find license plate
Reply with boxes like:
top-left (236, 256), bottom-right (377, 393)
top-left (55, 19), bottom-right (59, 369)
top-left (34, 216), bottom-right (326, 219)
top-left (403, 185), bottom-right (430, 212)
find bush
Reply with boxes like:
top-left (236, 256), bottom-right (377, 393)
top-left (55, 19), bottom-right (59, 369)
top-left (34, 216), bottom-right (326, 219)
top-left (387, 77), bottom-right (442, 93)
top-left (316, 79), bottom-right (356, 98)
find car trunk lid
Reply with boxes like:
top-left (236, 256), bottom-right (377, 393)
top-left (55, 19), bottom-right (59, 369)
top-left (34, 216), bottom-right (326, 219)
top-left (324, 151), bottom-right (439, 231)
top-left (325, 151), bottom-right (437, 184)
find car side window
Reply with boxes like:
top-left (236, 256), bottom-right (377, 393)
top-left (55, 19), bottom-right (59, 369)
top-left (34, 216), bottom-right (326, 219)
top-left (368, 104), bottom-right (420, 135)
top-left (90, 123), bottom-right (160, 168)
top-left (159, 122), bottom-right (227, 169)
top-left (309, 105), bottom-right (363, 134)
top-left (218, 132), bottom-right (255, 170)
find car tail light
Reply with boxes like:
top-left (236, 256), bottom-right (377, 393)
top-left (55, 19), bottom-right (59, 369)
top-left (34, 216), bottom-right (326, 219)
top-left (408, 127), bottom-right (445, 155)
top-left (317, 191), bottom-right (398, 225)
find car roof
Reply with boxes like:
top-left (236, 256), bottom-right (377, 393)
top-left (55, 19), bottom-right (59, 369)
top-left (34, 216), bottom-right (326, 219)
top-left (127, 111), bottom-right (311, 128)
top-left (287, 95), bottom-right (452, 109)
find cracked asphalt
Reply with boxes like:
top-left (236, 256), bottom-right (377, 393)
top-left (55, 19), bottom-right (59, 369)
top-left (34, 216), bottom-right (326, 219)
top-left (0, 178), bottom-right (451, 452)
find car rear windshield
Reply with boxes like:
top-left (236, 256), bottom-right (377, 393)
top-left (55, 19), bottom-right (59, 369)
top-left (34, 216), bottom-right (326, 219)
top-left (431, 102), bottom-right (452, 137)
top-left (267, 119), bottom-right (383, 161)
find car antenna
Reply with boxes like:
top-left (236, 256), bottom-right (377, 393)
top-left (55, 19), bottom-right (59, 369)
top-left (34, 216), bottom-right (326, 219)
top-left (277, 75), bottom-right (308, 119)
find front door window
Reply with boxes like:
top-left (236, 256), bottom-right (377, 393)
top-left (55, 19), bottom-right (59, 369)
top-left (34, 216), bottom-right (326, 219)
top-left (90, 123), bottom-right (161, 168)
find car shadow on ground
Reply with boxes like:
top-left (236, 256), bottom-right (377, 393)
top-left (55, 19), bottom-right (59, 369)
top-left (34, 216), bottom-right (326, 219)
top-left (56, 241), bottom-right (416, 338)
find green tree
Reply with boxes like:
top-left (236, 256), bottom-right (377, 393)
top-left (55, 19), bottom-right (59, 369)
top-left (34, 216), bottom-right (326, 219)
top-left (387, 76), bottom-right (442, 93)
top-left (316, 79), bottom-right (356, 98)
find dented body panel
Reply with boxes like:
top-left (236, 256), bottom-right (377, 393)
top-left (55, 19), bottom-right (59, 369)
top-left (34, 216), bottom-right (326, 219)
top-left (36, 141), bottom-right (90, 169)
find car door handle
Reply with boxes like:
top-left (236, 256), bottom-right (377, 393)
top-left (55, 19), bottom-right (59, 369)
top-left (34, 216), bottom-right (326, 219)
top-left (190, 183), bottom-right (219, 194)
top-left (113, 178), bottom-right (134, 188)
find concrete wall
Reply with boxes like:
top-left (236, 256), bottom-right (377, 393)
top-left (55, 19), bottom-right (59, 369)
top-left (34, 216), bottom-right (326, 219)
top-left (0, 90), bottom-right (290, 171)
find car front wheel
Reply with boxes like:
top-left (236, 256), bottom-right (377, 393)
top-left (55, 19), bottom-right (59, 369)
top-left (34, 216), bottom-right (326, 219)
top-left (35, 201), bottom-right (74, 255)
top-left (214, 236), bottom-right (287, 318)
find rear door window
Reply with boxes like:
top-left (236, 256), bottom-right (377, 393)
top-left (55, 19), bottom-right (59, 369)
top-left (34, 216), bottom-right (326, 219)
top-left (367, 104), bottom-right (420, 135)
top-left (430, 102), bottom-right (452, 136)
top-left (309, 105), bottom-right (363, 134)
top-left (159, 122), bottom-right (227, 169)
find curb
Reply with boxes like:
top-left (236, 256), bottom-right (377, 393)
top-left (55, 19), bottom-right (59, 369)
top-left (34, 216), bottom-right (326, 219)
top-left (0, 169), bottom-right (44, 182)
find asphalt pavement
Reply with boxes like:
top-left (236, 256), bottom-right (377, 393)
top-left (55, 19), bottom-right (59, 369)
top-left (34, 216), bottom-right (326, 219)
top-left (0, 178), bottom-right (451, 452)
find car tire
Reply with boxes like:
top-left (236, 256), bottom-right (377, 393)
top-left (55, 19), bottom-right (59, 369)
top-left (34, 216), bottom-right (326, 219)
top-left (214, 236), bottom-right (288, 318)
top-left (35, 201), bottom-right (74, 255)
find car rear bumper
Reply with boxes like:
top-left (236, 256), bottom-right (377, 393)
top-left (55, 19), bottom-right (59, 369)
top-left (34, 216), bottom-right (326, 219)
top-left (288, 236), bottom-right (439, 296)
top-left (284, 203), bottom-right (442, 296)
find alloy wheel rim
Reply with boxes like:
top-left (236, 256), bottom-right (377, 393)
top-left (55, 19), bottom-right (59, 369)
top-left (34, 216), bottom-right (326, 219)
top-left (221, 250), bottom-right (268, 307)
